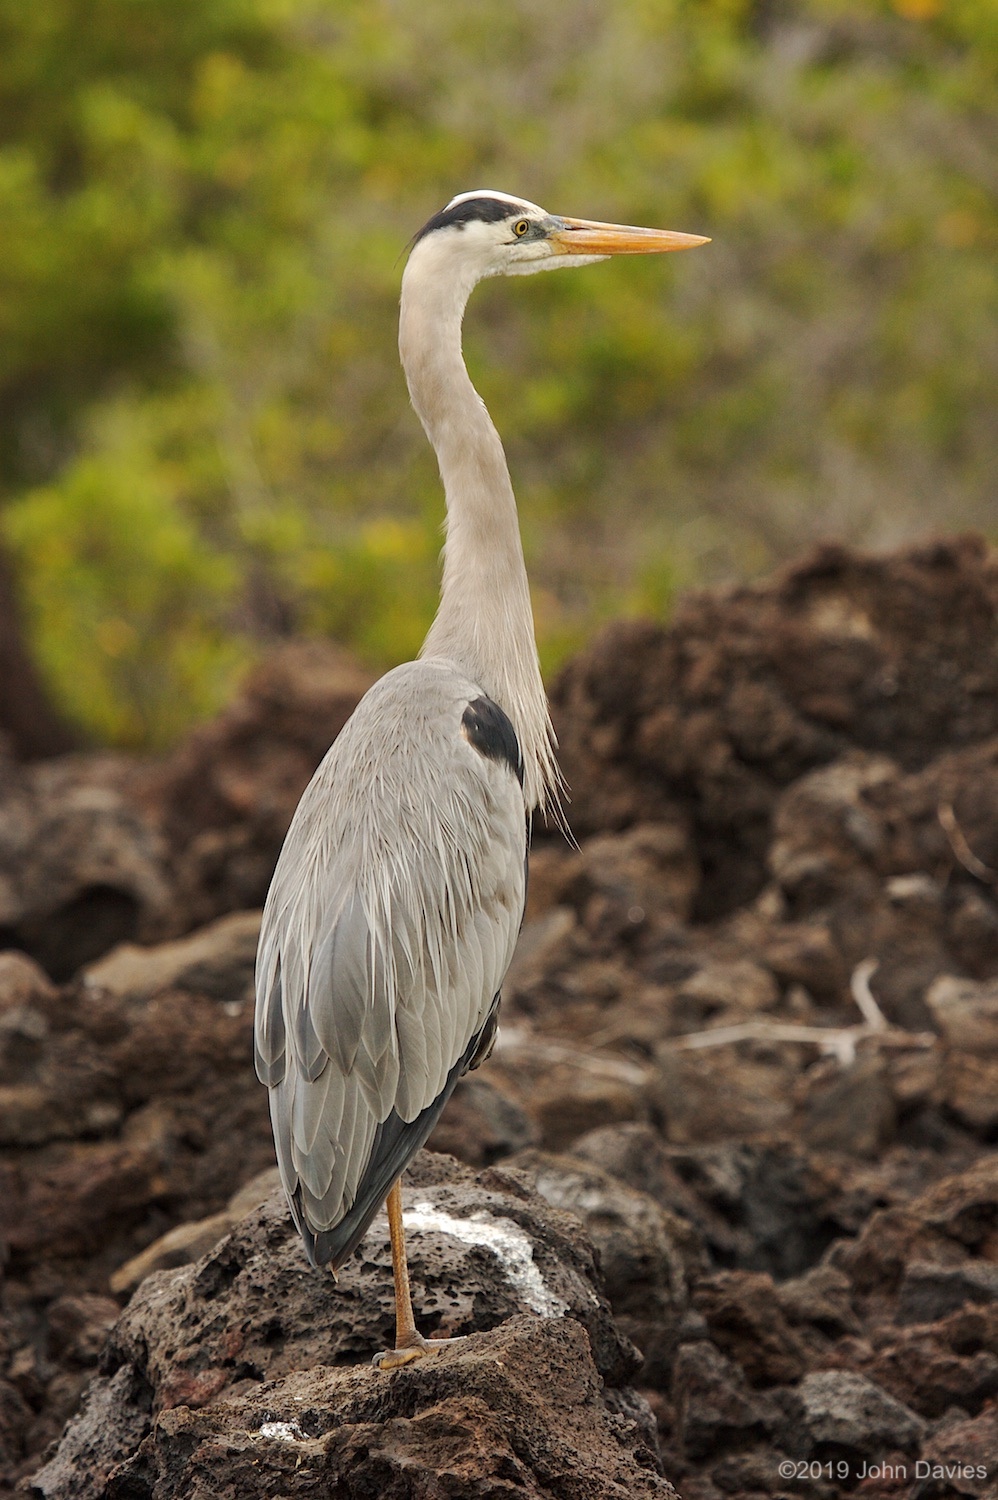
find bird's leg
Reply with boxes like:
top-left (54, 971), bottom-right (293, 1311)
top-left (372, 1177), bottom-right (465, 1370)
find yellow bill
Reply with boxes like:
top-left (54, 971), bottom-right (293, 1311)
top-left (550, 216), bottom-right (710, 256)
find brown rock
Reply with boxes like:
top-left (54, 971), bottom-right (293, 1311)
top-left (111, 1157), bottom-right (637, 1396)
top-left (776, 1264), bottom-right (861, 1339)
top-left (29, 1157), bottom-right (667, 1498)
top-left (692, 1271), bottom-right (809, 1387)
top-left (946, 885), bottom-right (998, 976)
top-left (0, 641), bottom-right (371, 981)
top-left (917, 1407), bottom-right (998, 1498)
top-left (672, 1340), bottom-right (781, 1460)
top-left (511, 1149), bottom-right (703, 1386)
top-left (762, 922), bottom-right (850, 1005)
top-left (24, 1364), bottom-right (152, 1499)
top-left (1, 922), bottom-right (280, 1273)
top-left (0, 952), bottom-right (58, 1013)
top-left (0, 756), bottom-right (173, 979)
top-left (82, 908), bottom-right (261, 1005)
top-left (925, 974), bottom-right (998, 1054)
top-left (492, 1031), bottom-right (651, 1151)
top-left (858, 1326), bottom-right (998, 1420)
top-left (44, 1295), bottom-right (120, 1367)
top-left (33, 1319), bottom-right (673, 1500)
top-left (552, 537), bottom-right (998, 917)
top-left (940, 1052), bottom-right (998, 1132)
top-left (834, 1157), bottom-right (998, 1304)
top-left (426, 1074), bottom-right (538, 1166)
top-left (0, 1378), bottom-right (32, 1469)
top-left (800, 1055), bottom-right (898, 1157)
top-left (569, 1124), bottom-right (781, 1278)
top-left (649, 1047), bottom-right (796, 1145)
top-left (898, 1261), bottom-right (998, 1326)
top-left (108, 1211), bottom-right (238, 1297)
top-left (663, 1138), bottom-right (839, 1279)
top-left (7, 537), bottom-right (998, 1496)
top-left (144, 639), bottom-right (372, 929)
top-left (505, 906), bottom-right (578, 993)
top-left (788, 1369), bottom-right (926, 1461)
top-left (576, 823), bottom-right (701, 938)
top-left (674, 959), bottom-right (779, 1025)
top-left (7, 1140), bottom-right (166, 1259)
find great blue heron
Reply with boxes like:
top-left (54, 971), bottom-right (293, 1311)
top-left (254, 190), bottom-right (707, 1367)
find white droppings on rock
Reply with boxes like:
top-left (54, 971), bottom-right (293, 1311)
top-left (258, 1420), bottom-right (306, 1443)
top-left (404, 1203), bottom-right (569, 1317)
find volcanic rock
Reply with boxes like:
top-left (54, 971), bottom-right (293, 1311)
top-left (691, 1270), bottom-right (809, 1387)
top-left (29, 1156), bottom-right (668, 1499)
top-left (0, 756), bottom-right (173, 980)
top-left (4, 537), bottom-right (998, 1496)
top-left (550, 535), bottom-right (998, 918)
top-left (0, 640), bottom-right (370, 980)
top-left (142, 639), bottom-right (372, 930)
top-left (787, 1369), bottom-right (926, 1461)
top-left (510, 1148), bottom-right (703, 1386)
top-left (671, 1339), bottom-right (782, 1460)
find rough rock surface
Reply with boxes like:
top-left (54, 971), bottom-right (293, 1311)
top-left (0, 641), bottom-right (370, 976)
top-left (29, 1160), bottom-right (666, 1499)
top-left (550, 534), bottom-right (998, 918)
top-left (3, 537), bottom-right (998, 1498)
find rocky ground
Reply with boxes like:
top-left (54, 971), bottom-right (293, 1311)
top-left (2, 534), bottom-right (998, 1497)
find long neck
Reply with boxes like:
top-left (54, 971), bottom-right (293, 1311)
top-left (399, 257), bottom-right (560, 814)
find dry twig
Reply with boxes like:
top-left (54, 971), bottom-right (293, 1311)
top-left (669, 958), bottom-right (935, 1068)
top-left (497, 1026), bottom-right (651, 1087)
top-left (938, 802), bottom-right (998, 886)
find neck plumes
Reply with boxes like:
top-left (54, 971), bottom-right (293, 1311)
top-left (399, 253), bottom-right (560, 816)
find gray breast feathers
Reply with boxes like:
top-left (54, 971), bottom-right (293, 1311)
top-left (253, 660), bottom-right (527, 1266)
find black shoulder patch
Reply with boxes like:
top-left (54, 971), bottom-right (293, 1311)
top-left (461, 696), bottom-right (523, 785)
top-left (413, 195), bottom-right (524, 245)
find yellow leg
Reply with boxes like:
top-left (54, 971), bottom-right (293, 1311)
top-left (372, 1177), bottom-right (466, 1370)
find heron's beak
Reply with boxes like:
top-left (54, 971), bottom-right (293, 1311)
top-left (549, 217), bottom-right (709, 256)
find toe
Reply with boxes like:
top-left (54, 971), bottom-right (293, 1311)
top-left (372, 1343), bottom-right (430, 1371)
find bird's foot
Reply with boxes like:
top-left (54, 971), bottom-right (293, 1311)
top-left (372, 1330), bottom-right (466, 1370)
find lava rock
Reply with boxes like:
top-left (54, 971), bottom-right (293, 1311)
top-left (896, 1260), bottom-right (998, 1325)
top-left (550, 536), bottom-right (998, 919)
top-left (109, 1167), bottom-right (281, 1296)
top-left (691, 1270), bottom-right (809, 1387)
top-left (426, 1074), bottom-right (538, 1165)
top-left (33, 1318), bottom-right (672, 1500)
top-left (799, 1055), bottom-right (897, 1158)
top-left (857, 1323), bottom-right (998, 1420)
top-left (915, 1407), bottom-right (998, 1498)
top-left (786, 1369), bottom-right (926, 1461)
top-left (510, 1149), bottom-right (703, 1386)
top-left (672, 1339), bottom-right (782, 1460)
top-left (82, 909), bottom-right (261, 1007)
top-left (0, 756), bottom-right (173, 980)
top-left (835, 1157), bottom-right (998, 1305)
top-left (144, 639), bottom-right (372, 930)
top-left (29, 1155), bottom-right (662, 1499)
top-left (925, 974), bottom-right (998, 1054)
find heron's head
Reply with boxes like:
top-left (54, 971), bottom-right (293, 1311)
top-left (406, 190), bottom-right (709, 291)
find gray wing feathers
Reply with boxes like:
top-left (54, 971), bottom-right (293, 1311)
top-left (253, 948), bottom-right (286, 1087)
top-left (254, 660), bottom-right (526, 1246)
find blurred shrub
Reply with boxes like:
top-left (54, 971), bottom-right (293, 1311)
top-left (1, 0), bottom-right (996, 744)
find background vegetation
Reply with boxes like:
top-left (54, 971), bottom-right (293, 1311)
top-left (1, 0), bottom-right (995, 746)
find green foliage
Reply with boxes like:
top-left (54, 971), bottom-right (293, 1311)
top-left (5, 434), bottom-right (247, 745)
top-left (1, 0), bottom-right (996, 745)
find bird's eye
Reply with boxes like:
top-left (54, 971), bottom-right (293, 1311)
top-left (513, 220), bottom-right (530, 237)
